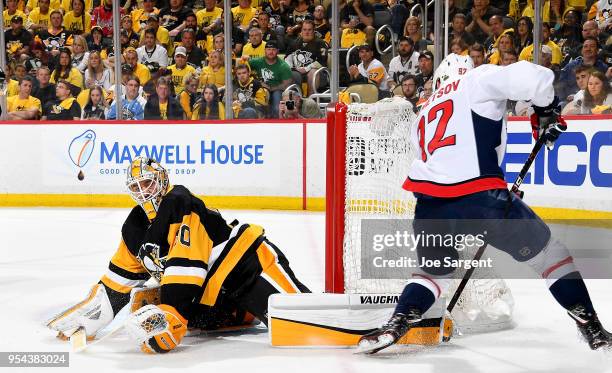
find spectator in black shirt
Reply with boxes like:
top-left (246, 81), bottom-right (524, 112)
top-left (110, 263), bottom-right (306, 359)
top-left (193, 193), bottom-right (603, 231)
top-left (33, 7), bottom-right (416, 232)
top-left (259, 12), bottom-right (283, 49)
top-left (179, 28), bottom-right (207, 70)
top-left (465, 0), bottom-right (503, 44)
top-left (42, 80), bottom-right (81, 120)
top-left (450, 13), bottom-right (475, 48)
top-left (5, 15), bottom-right (32, 62)
top-left (414, 50), bottom-right (434, 93)
top-left (514, 16), bottom-right (533, 56)
top-left (159, 0), bottom-right (193, 38)
top-left (32, 66), bottom-right (56, 104)
top-left (285, 19), bottom-right (328, 95)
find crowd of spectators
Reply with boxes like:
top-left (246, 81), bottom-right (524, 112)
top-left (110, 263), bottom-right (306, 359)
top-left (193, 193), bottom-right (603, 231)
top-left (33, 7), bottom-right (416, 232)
top-left (2, 0), bottom-right (611, 120)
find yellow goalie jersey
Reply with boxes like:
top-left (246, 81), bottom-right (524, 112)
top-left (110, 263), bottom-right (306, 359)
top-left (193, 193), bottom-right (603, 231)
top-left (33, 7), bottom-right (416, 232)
top-left (100, 185), bottom-right (295, 322)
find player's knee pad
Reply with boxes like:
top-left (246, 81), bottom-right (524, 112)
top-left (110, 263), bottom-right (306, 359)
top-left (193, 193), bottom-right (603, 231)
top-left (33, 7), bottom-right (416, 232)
top-left (525, 237), bottom-right (577, 287)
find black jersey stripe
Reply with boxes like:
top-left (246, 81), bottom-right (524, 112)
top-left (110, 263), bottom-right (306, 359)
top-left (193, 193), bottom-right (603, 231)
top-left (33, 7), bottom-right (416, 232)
top-left (165, 257), bottom-right (208, 270)
top-left (108, 262), bottom-right (150, 281)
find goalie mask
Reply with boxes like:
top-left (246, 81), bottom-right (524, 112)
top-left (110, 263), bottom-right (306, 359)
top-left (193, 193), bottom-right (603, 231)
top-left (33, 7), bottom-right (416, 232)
top-left (432, 53), bottom-right (474, 90)
top-left (126, 157), bottom-right (169, 220)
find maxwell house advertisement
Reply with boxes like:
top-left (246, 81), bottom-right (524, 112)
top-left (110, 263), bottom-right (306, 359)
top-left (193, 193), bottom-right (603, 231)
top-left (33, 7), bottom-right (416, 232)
top-left (36, 123), bottom-right (303, 196)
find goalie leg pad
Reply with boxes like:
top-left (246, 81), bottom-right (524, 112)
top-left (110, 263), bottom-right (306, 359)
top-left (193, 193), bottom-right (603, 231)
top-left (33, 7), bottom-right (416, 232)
top-left (126, 304), bottom-right (187, 354)
top-left (46, 284), bottom-right (114, 338)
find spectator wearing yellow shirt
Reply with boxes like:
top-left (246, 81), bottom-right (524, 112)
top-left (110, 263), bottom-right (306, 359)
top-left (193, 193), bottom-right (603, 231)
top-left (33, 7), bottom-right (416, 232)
top-left (242, 27), bottom-right (267, 59)
top-left (50, 48), bottom-right (84, 90)
top-left (123, 47), bottom-right (152, 86)
top-left (7, 76), bottom-right (42, 120)
top-left (131, 0), bottom-right (159, 34)
top-left (4, 0), bottom-right (26, 29)
top-left (508, 0), bottom-right (550, 23)
top-left (63, 0), bottom-right (92, 35)
top-left (60, 0), bottom-right (93, 13)
top-left (519, 22), bottom-right (562, 67)
top-left (192, 84), bottom-right (225, 120)
top-left (168, 47), bottom-right (196, 94)
top-left (196, 0), bottom-right (223, 34)
top-left (178, 73), bottom-right (200, 120)
top-left (26, 0), bottom-right (52, 33)
top-left (340, 8), bottom-right (367, 49)
top-left (488, 34), bottom-right (515, 65)
top-left (26, 0), bottom-right (63, 13)
top-left (199, 49), bottom-right (225, 91)
top-left (232, 0), bottom-right (257, 32)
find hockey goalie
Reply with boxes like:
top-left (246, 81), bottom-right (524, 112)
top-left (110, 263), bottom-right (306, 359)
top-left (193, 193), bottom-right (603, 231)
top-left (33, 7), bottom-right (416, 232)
top-left (46, 156), bottom-right (310, 353)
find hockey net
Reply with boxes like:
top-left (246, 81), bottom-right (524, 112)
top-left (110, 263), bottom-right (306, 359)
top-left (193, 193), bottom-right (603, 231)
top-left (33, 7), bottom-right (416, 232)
top-left (325, 98), bottom-right (513, 333)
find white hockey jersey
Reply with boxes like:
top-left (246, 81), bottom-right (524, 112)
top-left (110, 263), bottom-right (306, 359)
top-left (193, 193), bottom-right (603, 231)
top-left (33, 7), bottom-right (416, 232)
top-left (136, 44), bottom-right (169, 69)
top-left (403, 61), bottom-right (555, 197)
top-left (387, 51), bottom-right (420, 85)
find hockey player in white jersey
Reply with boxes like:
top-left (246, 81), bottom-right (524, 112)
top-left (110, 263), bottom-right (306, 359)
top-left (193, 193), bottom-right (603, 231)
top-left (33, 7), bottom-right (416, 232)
top-left (357, 54), bottom-right (611, 354)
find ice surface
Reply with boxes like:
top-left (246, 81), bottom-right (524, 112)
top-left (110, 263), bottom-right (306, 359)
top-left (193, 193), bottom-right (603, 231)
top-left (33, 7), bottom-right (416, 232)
top-left (0, 208), bottom-right (610, 373)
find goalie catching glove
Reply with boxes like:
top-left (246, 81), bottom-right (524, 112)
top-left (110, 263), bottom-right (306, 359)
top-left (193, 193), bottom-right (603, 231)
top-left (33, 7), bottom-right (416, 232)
top-left (46, 284), bottom-right (114, 339)
top-left (531, 97), bottom-right (568, 149)
top-left (126, 304), bottom-right (187, 354)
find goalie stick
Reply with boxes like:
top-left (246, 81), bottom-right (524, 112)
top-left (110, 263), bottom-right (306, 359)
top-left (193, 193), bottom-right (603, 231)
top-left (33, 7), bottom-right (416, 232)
top-left (445, 127), bottom-right (556, 325)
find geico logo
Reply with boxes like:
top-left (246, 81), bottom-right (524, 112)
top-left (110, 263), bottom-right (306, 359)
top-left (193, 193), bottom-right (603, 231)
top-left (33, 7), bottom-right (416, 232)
top-left (100, 141), bottom-right (265, 165)
top-left (503, 131), bottom-right (612, 187)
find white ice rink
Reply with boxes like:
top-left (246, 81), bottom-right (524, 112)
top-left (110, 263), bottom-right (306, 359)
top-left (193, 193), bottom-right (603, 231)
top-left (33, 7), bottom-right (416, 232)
top-left (1, 208), bottom-right (611, 373)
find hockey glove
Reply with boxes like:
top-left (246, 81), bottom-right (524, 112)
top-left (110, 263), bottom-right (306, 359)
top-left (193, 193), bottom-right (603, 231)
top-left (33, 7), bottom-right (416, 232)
top-left (531, 97), bottom-right (567, 148)
top-left (46, 283), bottom-right (114, 339)
top-left (126, 304), bottom-right (187, 354)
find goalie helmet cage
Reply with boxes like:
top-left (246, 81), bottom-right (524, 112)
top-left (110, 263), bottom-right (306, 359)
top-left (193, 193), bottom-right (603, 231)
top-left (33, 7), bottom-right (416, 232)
top-left (325, 98), bottom-right (514, 333)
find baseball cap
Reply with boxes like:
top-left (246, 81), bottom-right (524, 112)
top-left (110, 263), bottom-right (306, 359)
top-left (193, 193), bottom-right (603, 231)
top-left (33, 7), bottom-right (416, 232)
top-left (419, 50), bottom-right (434, 60)
top-left (174, 46), bottom-right (187, 57)
top-left (358, 44), bottom-right (372, 51)
top-left (265, 40), bottom-right (278, 49)
top-left (11, 15), bottom-right (23, 23)
top-left (147, 14), bottom-right (159, 22)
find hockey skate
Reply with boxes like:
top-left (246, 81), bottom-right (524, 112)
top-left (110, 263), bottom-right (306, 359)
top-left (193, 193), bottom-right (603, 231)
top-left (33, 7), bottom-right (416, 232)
top-left (355, 308), bottom-right (422, 354)
top-left (568, 305), bottom-right (612, 350)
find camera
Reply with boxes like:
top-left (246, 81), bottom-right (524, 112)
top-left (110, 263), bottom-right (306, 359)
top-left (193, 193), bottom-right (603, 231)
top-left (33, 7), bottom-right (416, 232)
top-left (286, 91), bottom-right (295, 110)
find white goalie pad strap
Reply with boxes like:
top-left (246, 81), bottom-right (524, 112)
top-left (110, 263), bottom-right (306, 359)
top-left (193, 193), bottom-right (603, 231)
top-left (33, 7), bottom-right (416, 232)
top-left (164, 266), bottom-right (207, 279)
top-left (105, 269), bottom-right (147, 288)
top-left (46, 284), bottom-right (114, 337)
top-left (525, 237), bottom-right (577, 287)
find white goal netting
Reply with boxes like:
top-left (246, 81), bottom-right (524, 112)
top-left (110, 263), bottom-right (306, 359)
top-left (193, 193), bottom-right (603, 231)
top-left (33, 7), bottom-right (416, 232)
top-left (341, 97), bottom-right (513, 333)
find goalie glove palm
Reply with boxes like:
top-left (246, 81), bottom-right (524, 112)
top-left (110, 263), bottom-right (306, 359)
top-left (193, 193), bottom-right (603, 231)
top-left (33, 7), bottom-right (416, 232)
top-left (126, 304), bottom-right (187, 354)
top-left (46, 284), bottom-right (114, 338)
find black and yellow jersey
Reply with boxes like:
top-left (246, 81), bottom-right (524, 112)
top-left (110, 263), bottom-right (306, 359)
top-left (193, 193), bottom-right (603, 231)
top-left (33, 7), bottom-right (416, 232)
top-left (99, 185), bottom-right (301, 322)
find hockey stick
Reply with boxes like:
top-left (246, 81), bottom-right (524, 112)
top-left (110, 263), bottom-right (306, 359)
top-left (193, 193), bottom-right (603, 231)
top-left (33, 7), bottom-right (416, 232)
top-left (445, 132), bottom-right (549, 316)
